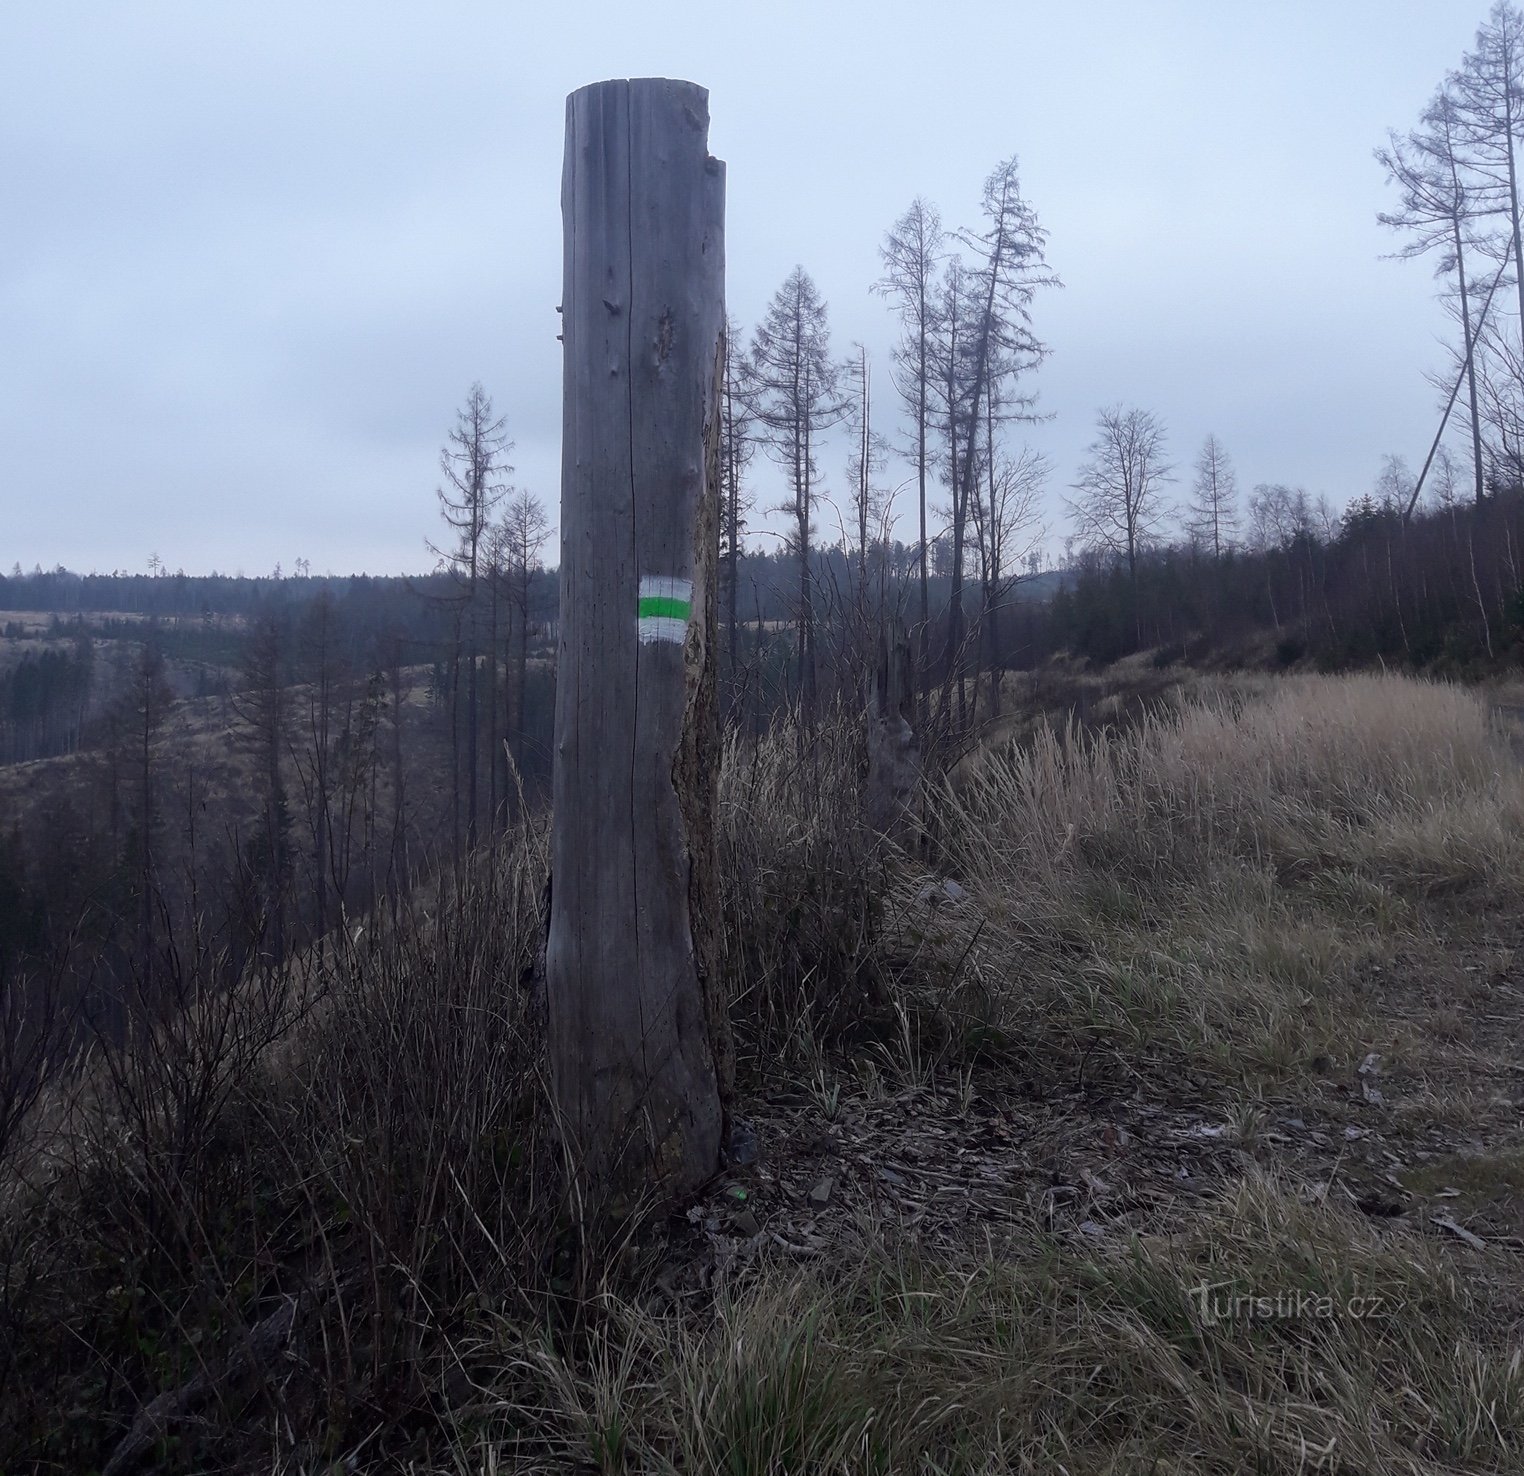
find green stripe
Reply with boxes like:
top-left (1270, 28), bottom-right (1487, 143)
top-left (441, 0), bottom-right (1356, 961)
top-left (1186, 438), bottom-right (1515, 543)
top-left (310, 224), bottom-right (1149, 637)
top-left (638, 595), bottom-right (690, 620)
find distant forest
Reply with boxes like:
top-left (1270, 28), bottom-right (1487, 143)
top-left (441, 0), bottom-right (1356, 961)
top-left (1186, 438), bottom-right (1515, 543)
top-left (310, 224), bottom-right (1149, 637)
top-left (4, 471), bottom-right (1522, 963)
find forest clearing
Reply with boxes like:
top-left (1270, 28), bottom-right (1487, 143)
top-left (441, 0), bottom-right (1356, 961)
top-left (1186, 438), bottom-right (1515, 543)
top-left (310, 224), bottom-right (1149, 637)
top-left (11, 3), bottom-right (1524, 1469)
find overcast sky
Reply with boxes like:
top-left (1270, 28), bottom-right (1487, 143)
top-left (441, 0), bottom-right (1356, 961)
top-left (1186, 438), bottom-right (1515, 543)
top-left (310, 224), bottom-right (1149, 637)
top-left (0, 1), bottom-right (1493, 576)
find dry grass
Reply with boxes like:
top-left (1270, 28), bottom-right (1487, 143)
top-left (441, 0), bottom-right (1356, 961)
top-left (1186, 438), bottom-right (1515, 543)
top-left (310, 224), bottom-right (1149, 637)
top-left (951, 672), bottom-right (1523, 891)
top-left (929, 673), bottom-right (1524, 1088)
top-left (511, 1174), bottom-right (1522, 1475)
top-left (0, 832), bottom-right (555, 1472)
top-left (3, 671), bottom-right (1523, 1472)
top-left (480, 671), bottom-right (1524, 1476)
top-left (717, 712), bottom-right (906, 1072)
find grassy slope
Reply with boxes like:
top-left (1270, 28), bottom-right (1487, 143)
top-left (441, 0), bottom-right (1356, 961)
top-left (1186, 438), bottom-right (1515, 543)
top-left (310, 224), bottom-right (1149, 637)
top-left (3, 670), bottom-right (1523, 1473)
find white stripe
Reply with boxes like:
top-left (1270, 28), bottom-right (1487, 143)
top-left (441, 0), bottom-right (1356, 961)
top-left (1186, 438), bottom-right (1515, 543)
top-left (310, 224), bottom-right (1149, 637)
top-left (639, 575), bottom-right (692, 603)
top-left (637, 615), bottom-right (689, 645)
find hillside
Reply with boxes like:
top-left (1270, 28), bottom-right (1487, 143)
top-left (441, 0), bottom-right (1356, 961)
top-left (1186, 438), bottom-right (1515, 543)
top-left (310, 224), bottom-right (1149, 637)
top-left (2, 669), bottom-right (1521, 1472)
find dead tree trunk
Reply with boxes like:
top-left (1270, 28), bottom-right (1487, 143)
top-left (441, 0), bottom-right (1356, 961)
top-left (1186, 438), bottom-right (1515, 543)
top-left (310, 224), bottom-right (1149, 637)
top-left (547, 77), bottom-right (730, 1211)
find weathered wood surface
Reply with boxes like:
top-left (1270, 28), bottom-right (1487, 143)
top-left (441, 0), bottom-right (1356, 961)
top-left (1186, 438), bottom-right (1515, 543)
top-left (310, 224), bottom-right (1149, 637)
top-left (548, 78), bottom-right (727, 1209)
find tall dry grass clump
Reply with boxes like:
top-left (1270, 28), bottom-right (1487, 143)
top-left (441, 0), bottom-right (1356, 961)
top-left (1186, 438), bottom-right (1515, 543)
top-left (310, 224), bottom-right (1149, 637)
top-left (934, 673), bottom-right (1524, 1081)
top-left (717, 708), bottom-right (910, 1069)
top-left (950, 672), bottom-right (1522, 894)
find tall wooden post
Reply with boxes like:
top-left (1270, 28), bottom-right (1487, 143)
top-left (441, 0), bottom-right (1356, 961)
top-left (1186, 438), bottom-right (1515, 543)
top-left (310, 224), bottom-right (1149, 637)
top-left (548, 78), bottom-right (729, 1209)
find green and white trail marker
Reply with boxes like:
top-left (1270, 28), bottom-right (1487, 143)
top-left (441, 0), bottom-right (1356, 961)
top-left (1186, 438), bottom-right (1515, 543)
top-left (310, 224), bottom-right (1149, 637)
top-left (637, 575), bottom-right (692, 644)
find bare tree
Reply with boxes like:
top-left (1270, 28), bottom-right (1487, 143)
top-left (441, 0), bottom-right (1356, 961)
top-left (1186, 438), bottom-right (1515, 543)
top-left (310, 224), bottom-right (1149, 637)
top-left (1375, 453), bottom-right (1418, 510)
top-left (1186, 434), bottom-right (1240, 558)
top-left (380, 631), bottom-right (410, 908)
top-left (1246, 482), bottom-right (1317, 630)
top-left (1068, 406), bottom-right (1174, 638)
top-left (429, 384), bottom-right (510, 855)
top-left (719, 316), bottom-right (755, 704)
top-left (1452, 2), bottom-right (1524, 361)
top-left (875, 198), bottom-right (944, 725)
top-left (747, 267), bottom-right (847, 726)
top-left (844, 347), bottom-right (882, 585)
top-left (1310, 491), bottom-right (1342, 543)
top-left (1247, 482), bottom-right (1314, 549)
top-left (968, 444), bottom-right (1047, 717)
top-left (1430, 444), bottom-right (1464, 508)
top-left (928, 256), bottom-right (972, 722)
top-left (232, 616), bottom-right (290, 960)
top-left (483, 524), bottom-right (505, 832)
top-left (814, 345), bottom-right (900, 698)
top-left (116, 638), bottom-right (173, 974)
top-left (289, 592), bottom-right (349, 941)
top-left (1379, 86), bottom-right (1499, 504)
top-left (1475, 316), bottom-right (1524, 486)
top-left (940, 159), bottom-right (1055, 727)
top-left (499, 490), bottom-right (549, 808)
